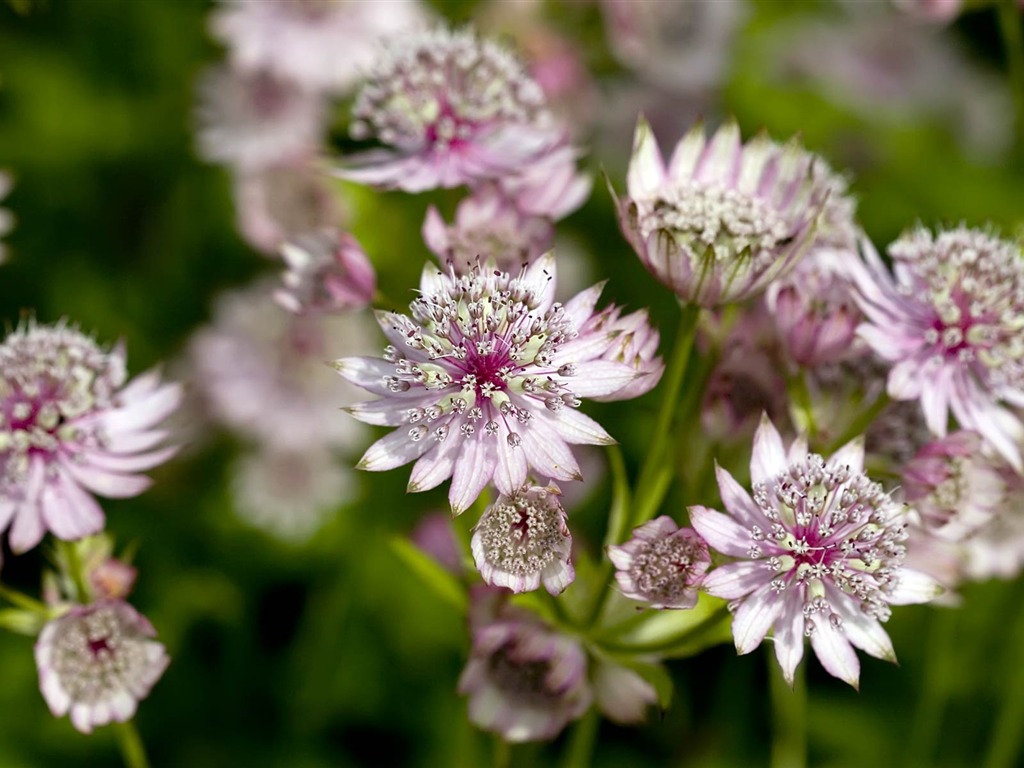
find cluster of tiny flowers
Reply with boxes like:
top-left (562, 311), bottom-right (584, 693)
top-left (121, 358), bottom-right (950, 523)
top-left (616, 118), bottom-right (826, 307)
top-left (691, 417), bottom-right (940, 687)
top-left (275, 229), bottom-right (376, 315)
top-left (851, 226), bottom-right (1024, 470)
top-left (35, 601), bottom-right (169, 734)
top-left (608, 516), bottom-right (710, 609)
top-left (342, 26), bottom-right (562, 191)
top-left (0, 323), bottom-right (180, 554)
top-left (337, 255), bottom-right (640, 513)
top-left (471, 484), bottom-right (573, 595)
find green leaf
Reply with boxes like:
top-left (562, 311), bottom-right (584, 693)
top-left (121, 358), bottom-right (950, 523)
top-left (595, 593), bottom-right (732, 658)
top-left (0, 608), bottom-right (45, 636)
top-left (388, 537), bottom-right (467, 614)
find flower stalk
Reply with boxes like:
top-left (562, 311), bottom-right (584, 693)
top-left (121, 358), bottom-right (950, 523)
top-left (114, 720), bottom-right (151, 768)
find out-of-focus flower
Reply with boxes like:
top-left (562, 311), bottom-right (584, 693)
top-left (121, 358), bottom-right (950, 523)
top-left (590, 657), bottom-right (658, 724)
top-left (767, 247), bottom-right (862, 368)
top-left (340, 26), bottom-right (563, 192)
top-left (411, 512), bottom-right (464, 574)
top-left (470, 484), bottom-right (573, 595)
top-left (961, 484), bottom-right (1024, 581)
top-left (608, 516), bottom-right (709, 608)
top-left (615, 118), bottom-right (825, 307)
top-left (210, 0), bottom-right (428, 94)
top-left (601, 0), bottom-right (746, 92)
top-left (0, 323), bottom-right (181, 554)
top-left (584, 306), bottom-right (663, 402)
top-left (422, 187), bottom-right (554, 274)
top-left (335, 255), bottom-right (640, 513)
top-left (275, 229), bottom-right (376, 314)
top-left (234, 157), bottom-right (344, 255)
top-left (850, 227), bottom-right (1024, 471)
top-left (458, 588), bottom-right (591, 742)
top-left (902, 431), bottom-right (1007, 541)
top-left (691, 415), bottom-right (941, 687)
top-left (497, 145), bottom-right (592, 222)
top-left (35, 600), bottom-right (169, 734)
top-left (0, 172), bottom-right (14, 265)
top-left (231, 446), bottom-right (351, 542)
top-left (195, 67), bottom-right (325, 171)
top-left (188, 280), bottom-right (373, 454)
top-left (892, 0), bottom-right (962, 24)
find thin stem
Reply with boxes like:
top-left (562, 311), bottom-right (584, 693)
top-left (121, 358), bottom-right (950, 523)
top-left (560, 708), bottom-right (599, 768)
top-left (583, 446), bottom-right (632, 630)
top-left (58, 539), bottom-right (91, 604)
top-left (983, 587), bottom-right (1024, 768)
top-left (0, 582), bottom-right (48, 614)
top-left (769, 653), bottom-right (806, 768)
top-left (114, 720), bottom-right (151, 768)
top-left (492, 737), bottom-right (511, 768)
top-left (998, 0), bottom-right (1024, 157)
top-left (631, 303), bottom-right (702, 527)
top-left (786, 367), bottom-right (817, 442)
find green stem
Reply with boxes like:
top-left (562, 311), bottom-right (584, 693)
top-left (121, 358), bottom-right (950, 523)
top-left (824, 391), bottom-right (890, 455)
top-left (492, 737), bottom-right (511, 768)
top-left (786, 367), bottom-right (817, 442)
top-left (583, 446), bottom-right (632, 630)
top-left (594, 604), bottom-right (730, 655)
top-left (769, 653), bottom-right (806, 768)
top-left (58, 540), bottom-right (91, 604)
top-left (631, 303), bottom-right (702, 527)
top-left (113, 720), bottom-right (150, 768)
top-left (983, 590), bottom-right (1024, 768)
top-left (906, 609), bottom-right (956, 766)
top-left (560, 708), bottom-right (599, 768)
top-left (998, 0), bottom-right (1024, 157)
top-left (0, 582), bottom-right (48, 614)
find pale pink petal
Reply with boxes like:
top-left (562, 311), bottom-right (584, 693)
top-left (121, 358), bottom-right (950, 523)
top-left (809, 619), bottom-right (860, 688)
top-left (689, 506), bottom-right (754, 558)
top-left (701, 560), bottom-right (774, 599)
top-left (750, 413), bottom-right (787, 487)
top-left (732, 584), bottom-right (784, 654)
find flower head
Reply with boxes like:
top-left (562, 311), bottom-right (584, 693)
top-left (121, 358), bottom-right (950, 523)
top-left (471, 484), bottom-right (573, 595)
top-left (616, 118), bottom-right (825, 307)
top-left (690, 415), bottom-right (941, 687)
top-left (210, 0), bottom-right (427, 94)
top-left (335, 254), bottom-right (641, 513)
top-left (458, 588), bottom-right (591, 742)
top-left (851, 226), bottom-right (1024, 470)
top-left (0, 323), bottom-right (181, 554)
top-left (608, 516), bottom-right (709, 608)
top-left (584, 305), bottom-right (664, 402)
top-left (35, 600), bottom-right (169, 734)
top-left (275, 229), bottom-right (376, 314)
top-left (341, 26), bottom-right (563, 192)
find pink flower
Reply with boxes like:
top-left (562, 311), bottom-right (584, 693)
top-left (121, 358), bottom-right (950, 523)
top-left (608, 516), bottom-right (709, 609)
top-left (275, 229), bottom-right (376, 314)
top-left (471, 484), bottom-right (573, 595)
top-left (335, 254), bottom-right (642, 513)
top-left (690, 415), bottom-right (942, 687)
top-left (0, 323), bottom-right (181, 554)
top-left (495, 145), bottom-right (592, 222)
top-left (902, 431), bottom-right (1007, 541)
top-left (422, 187), bottom-right (554, 274)
top-left (615, 118), bottom-right (826, 307)
top-left (458, 588), bottom-right (591, 742)
top-left (195, 67), bottom-right (325, 171)
top-left (210, 0), bottom-right (427, 94)
top-left (340, 26), bottom-right (564, 192)
top-left (35, 600), bottom-right (169, 734)
top-left (892, 0), bottom-right (963, 23)
top-left (850, 226), bottom-right (1024, 471)
top-left (584, 305), bottom-right (664, 402)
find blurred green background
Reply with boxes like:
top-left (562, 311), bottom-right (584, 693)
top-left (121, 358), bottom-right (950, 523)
top-left (1, 0), bottom-right (1023, 766)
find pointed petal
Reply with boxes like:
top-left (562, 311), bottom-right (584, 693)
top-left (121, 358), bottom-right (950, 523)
top-left (449, 437), bottom-right (495, 515)
top-left (809, 619), bottom-right (860, 688)
top-left (701, 560), bottom-right (774, 599)
top-left (356, 428), bottom-right (432, 472)
top-left (627, 116), bottom-right (666, 198)
top-left (751, 414), bottom-right (787, 487)
top-left (688, 506), bottom-right (753, 558)
top-left (732, 584), bottom-right (783, 654)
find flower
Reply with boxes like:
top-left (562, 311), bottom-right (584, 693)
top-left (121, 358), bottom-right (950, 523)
top-left (902, 431), bottom-right (1007, 541)
top-left (585, 305), bottom-right (664, 402)
top-left (275, 229), bottom-right (376, 314)
top-left (615, 118), bottom-right (825, 307)
top-left (0, 322), bottom-right (181, 554)
top-left (422, 187), bottom-right (554, 274)
top-left (458, 588), bottom-right (591, 742)
top-left (195, 67), bottom-right (325, 171)
top-left (188, 279), bottom-right (374, 454)
top-left (335, 254), bottom-right (641, 513)
top-left (892, 0), bottom-right (962, 23)
top-left (495, 145), bottom-right (592, 222)
top-left (690, 415), bottom-right (942, 687)
top-left (340, 26), bottom-right (564, 192)
top-left (35, 600), bottom-right (169, 734)
top-left (209, 0), bottom-right (427, 94)
top-left (850, 226), bottom-right (1024, 471)
top-left (608, 516), bottom-right (710, 609)
top-left (471, 483), bottom-right (573, 595)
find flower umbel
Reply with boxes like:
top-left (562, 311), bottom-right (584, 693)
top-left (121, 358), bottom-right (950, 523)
top-left (690, 415), bottom-right (941, 687)
top-left (35, 600), bottom-right (169, 734)
top-left (608, 516), bottom-right (710, 609)
top-left (335, 254), bottom-right (639, 513)
top-left (0, 323), bottom-right (181, 554)
top-left (851, 226), bottom-right (1024, 470)
top-left (341, 26), bottom-right (562, 192)
top-left (615, 117), bottom-right (825, 307)
top-left (471, 484), bottom-right (574, 595)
